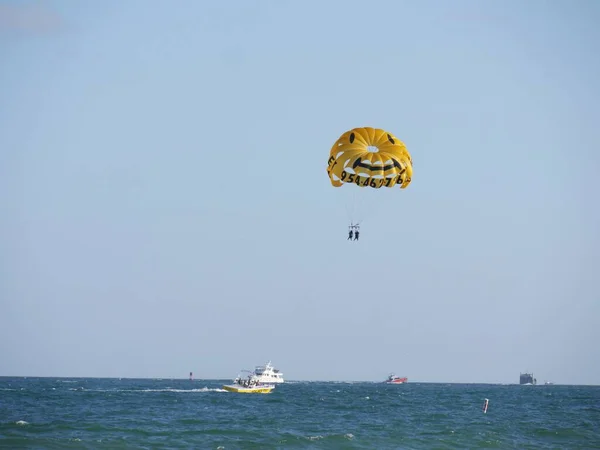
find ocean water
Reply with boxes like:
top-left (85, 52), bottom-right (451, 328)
top-left (1, 377), bottom-right (599, 449)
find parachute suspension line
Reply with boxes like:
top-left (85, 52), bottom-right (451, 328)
top-left (352, 189), bottom-right (365, 229)
top-left (344, 190), bottom-right (367, 230)
top-left (344, 198), bottom-right (352, 226)
top-left (345, 190), bottom-right (357, 228)
top-left (351, 190), bottom-right (357, 226)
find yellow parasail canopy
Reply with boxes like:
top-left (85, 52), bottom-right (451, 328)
top-left (327, 127), bottom-right (413, 189)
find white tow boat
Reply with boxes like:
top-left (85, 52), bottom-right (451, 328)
top-left (252, 361), bottom-right (284, 384)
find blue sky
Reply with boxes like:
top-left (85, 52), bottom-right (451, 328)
top-left (1, 0), bottom-right (599, 384)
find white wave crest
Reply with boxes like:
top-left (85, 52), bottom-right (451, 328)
top-left (136, 387), bottom-right (227, 393)
top-left (71, 387), bottom-right (227, 393)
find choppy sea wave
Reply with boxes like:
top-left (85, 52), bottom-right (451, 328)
top-left (1, 377), bottom-right (598, 449)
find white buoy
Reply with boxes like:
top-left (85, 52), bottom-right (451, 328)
top-left (483, 398), bottom-right (489, 414)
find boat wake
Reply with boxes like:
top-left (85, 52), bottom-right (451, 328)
top-left (135, 387), bottom-right (228, 393)
top-left (69, 387), bottom-right (227, 393)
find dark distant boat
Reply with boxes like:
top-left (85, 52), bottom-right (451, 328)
top-left (520, 372), bottom-right (537, 385)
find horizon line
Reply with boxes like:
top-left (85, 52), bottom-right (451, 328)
top-left (0, 375), bottom-right (596, 386)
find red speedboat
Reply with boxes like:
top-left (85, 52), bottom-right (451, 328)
top-left (385, 373), bottom-right (408, 384)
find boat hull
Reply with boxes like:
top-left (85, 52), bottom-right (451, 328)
top-left (222, 384), bottom-right (274, 394)
top-left (385, 377), bottom-right (408, 384)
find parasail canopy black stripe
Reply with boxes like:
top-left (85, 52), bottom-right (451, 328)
top-left (352, 158), bottom-right (403, 172)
